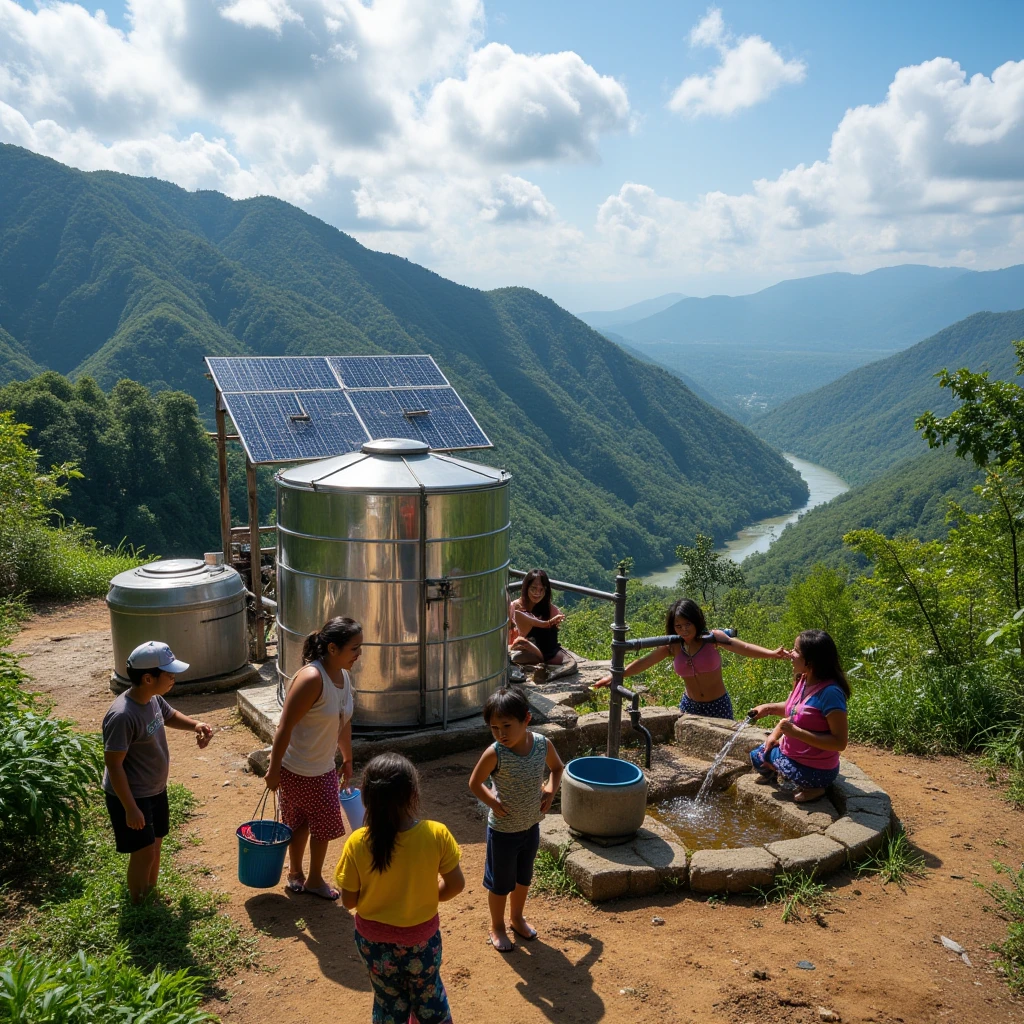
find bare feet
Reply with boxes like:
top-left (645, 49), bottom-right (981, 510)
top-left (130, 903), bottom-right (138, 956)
top-left (489, 927), bottom-right (513, 952)
top-left (793, 787), bottom-right (826, 803)
top-left (509, 917), bottom-right (537, 941)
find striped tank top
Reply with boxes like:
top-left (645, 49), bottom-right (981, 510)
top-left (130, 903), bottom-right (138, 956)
top-left (487, 731), bottom-right (548, 833)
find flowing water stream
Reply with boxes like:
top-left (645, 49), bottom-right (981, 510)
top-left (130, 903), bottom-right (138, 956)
top-left (693, 717), bottom-right (754, 804)
top-left (641, 454), bottom-right (849, 587)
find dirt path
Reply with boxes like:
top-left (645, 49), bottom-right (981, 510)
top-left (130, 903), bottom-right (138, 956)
top-left (9, 601), bottom-right (1023, 1023)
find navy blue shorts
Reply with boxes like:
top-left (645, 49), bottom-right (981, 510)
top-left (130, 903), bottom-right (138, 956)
top-left (104, 789), bottom-right (170, 854)
top-left (483, 823), bottom-right (541, 896)
top-left (750, 744), bottom-right (839, 790)
top-left (679, 691), bottom-right (734, 719)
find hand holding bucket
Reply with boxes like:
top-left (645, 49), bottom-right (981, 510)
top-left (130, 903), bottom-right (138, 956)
top-left (340, 786), bottom-right (365, 830)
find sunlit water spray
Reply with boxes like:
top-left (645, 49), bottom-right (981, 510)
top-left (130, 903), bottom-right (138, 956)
top-left (693, 713), bottom-right (756, 804)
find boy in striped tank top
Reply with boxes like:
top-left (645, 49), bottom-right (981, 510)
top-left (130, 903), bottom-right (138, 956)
top-left (469, 686), bottom-right (564, 952)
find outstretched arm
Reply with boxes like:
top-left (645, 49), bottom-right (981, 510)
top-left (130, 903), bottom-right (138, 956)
top-left (594, 645), bottom-right (673, 688)
top-left (715, 631), bottom-right (791, 661)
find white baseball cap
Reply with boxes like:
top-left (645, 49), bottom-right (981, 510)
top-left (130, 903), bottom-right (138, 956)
top-left (127, 641), bottom-right (190, 675)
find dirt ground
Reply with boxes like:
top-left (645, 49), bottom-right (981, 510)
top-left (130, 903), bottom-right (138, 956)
top-left (9, 600), bottom-right (1024, 1024)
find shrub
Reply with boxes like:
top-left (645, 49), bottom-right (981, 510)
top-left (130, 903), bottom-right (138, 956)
top-left (0, 656), bottom-right (102, 870)
top-left (0, 948), bottom-right (215, 1024)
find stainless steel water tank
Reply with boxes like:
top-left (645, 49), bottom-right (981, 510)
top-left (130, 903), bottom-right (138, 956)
top-left (107, 558), bottom-right (249, 687)
top-left (276, 438), bottom-right (511, 728)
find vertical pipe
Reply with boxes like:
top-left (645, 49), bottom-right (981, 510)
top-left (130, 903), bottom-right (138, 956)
top-left (606, 570), bottom-right (629, 759)
top-left (418, 488), bottom-right (428, 728)
top-left (215, 398), bottom-right (232, 566)
top-left (246, 458), bottom-right (266, 662)
top-left (441, 580), bottom-right (450, 731)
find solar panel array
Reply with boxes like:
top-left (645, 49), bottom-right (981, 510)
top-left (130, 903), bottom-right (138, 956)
top-left (206, 355), bottom-right (490, 464)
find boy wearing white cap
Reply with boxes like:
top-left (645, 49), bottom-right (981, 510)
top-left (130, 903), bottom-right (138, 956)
top-left (102, 641), bottom-right (214, 903)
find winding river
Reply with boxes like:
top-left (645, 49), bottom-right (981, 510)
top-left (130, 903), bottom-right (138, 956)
top-left (640, 454), bottom-right (849, 587)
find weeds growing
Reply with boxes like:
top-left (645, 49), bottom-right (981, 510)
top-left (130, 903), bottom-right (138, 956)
top-left (856, 831), bottom-right (927, 888)
top-left (532, 844), bottom-right (582, 899)
top-left (756, 870), bottom-right (829, 923)
top-left (982, 862), bottom-right (1024, 993)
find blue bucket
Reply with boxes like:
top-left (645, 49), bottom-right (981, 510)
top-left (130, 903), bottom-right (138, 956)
top-left (237, 813), bottom-right (292, 889)
top-left (565, 756), bottom-right (644, 787)
top-left (340, 787), bottom-right (365, 830)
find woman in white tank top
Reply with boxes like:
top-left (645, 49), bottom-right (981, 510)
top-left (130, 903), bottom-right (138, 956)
top-left (266, 617), bottom-right (361, 899)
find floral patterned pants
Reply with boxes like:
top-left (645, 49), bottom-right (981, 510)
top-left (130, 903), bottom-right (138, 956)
top-left (354, 928), bottom-right (452, 1024)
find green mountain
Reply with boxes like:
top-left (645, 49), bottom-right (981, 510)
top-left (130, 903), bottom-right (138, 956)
top-left (752, 309), bottom-right (1024, 486)
top-left (0, 144), bottom-right (807, 584)
top-left (742, 448), bottom-right (983, 590)
top-left (614, 265), bottom-right (1024, 416)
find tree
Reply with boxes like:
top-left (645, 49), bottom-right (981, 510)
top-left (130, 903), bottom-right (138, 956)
top-left (673, 533), bottom-right (745, 613)
top-left (783, 564), bottom-right (859, 665)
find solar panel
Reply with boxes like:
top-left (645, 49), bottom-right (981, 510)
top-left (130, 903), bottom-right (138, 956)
top-left (207, 356), bottom-right (339, 393)
top-left (347, 388), bottom-right (490, 450)
top-left (207, 354), bottom-right (489, 462)
top-left (330, 355), bottom-right (448, 389)
top-left (221, 391), bottom-right (369, 464)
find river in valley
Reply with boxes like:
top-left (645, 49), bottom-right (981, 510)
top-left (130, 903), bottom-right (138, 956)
top-left (640, 454), bottom-right (849, 587)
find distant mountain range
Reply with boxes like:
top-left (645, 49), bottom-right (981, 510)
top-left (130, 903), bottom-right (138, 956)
top-left (0, 144), bottom-right (806, 584)
top-left (753, 308), bottom-right (1024, 486)
top-left (604, 264), bottom-right (1024, 417)
top-left (578, 293), bottom-right (686, 331)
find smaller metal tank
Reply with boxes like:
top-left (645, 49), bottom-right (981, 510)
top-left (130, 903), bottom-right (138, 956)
top-left (107, 558), bottom-right (250, 691)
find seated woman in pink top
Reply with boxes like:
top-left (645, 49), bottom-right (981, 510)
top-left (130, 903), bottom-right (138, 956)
top-left (748, 629), bottom-right (850, 803)
top-left (594, 598), bottom-right (789, 719)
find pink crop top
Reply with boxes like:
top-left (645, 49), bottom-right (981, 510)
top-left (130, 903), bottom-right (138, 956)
top-left (673, 641), bottom-right (722, 679)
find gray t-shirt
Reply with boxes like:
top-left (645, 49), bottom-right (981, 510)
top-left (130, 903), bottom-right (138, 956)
top-left (101, 692), bottom-right (175, 799)
top-left (487, 732), bottom-right (548, 834)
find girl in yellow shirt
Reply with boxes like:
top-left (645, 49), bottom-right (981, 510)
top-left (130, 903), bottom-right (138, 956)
top-left (336, 753), bottom-right (465, 1023)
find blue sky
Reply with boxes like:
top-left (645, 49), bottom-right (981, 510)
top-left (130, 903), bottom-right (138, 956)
top-left (3, 1), bottom-right (1024, 310)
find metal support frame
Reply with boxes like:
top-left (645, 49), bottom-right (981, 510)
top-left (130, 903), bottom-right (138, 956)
top-left (246, 458), bottom-right (266, 662)
top-left (215, 400), bottom-right (232, 565)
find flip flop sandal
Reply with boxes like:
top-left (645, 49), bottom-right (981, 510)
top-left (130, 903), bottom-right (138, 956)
top-left (301, 883), bottom-right (340, 901)
top-left (510, 923), bottom-right (537, 941)
top-left (488, 934), bottom-right (514, 952)
top-left (285, 875), bottom-right (306, 894)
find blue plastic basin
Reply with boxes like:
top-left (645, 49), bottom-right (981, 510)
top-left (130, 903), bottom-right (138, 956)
top-left (565, 756), bottom-right (644, 788)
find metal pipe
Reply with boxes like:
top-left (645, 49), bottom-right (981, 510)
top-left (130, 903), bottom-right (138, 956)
top-left (606, 571), bottom-right (629, 759)
top-left (441, 580), bottom-right (451, 731)
top-left (417, 487), bottom-right (429, 729)
top-left (245, 590), bottom-right (277, 615)
top-left (615, 683), bottom-right (653, 770)
top-left (613, 634), bottom-right (678, 652)
top-left (508, 569), bottom-right (615, 603)
top-left (215, 401), bottom-right (232, 566)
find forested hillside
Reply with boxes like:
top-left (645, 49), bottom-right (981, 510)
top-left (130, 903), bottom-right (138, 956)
top-left (0, 144), bottom-right (806, 582)
top-left (741, 448), bottom-right (982, 588)
top-left (753, 309), bottom-right (1024, 485)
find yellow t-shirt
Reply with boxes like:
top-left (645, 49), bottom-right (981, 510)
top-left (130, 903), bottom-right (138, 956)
top-left (335, 820), bottom-right (461, 928)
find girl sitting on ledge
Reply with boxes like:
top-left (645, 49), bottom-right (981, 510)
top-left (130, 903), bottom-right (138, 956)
top-left (748, 628), bottom-right (850, 803)
top-left (509, 568), bottom-right (574, 683)
top-left (594, 597), bottom-right (789, 719)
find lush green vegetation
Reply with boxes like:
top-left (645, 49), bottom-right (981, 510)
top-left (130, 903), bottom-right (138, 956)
top-left (0, 409), bottom-right (146, 601)
top-left (0, 143), bottom-right (807, 585)
top-left (753, 309), bottom-right (1024, 485)
top-left (741, 448), bottom-right (982, 589)
top-left (983, 863), bottom-right (1024, 993)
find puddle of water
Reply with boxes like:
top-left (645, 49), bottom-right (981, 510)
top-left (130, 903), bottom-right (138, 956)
top-left (648, 786), bottom-right (804, 850)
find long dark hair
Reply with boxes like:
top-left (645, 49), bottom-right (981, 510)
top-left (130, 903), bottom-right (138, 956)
top-left (665, 598), bottom-right (708, 641)
top-left (361, 753), bottom-right (420, 873)
top-left (519, 569), bottom-right (553, 620)
top-left (302, 616), bottom-right (362, 664)
top-left (796, 629), bottom-right (850, 697)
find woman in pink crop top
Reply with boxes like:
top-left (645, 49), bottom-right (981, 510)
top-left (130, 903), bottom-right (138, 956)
top-left (748, 629), bottom-right (850, 803)
top-left (595, 598), bottom-right (789, 719)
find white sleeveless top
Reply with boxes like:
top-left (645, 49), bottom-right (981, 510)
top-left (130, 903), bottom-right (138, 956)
top-left (281, 661), bottom-right (354, 777)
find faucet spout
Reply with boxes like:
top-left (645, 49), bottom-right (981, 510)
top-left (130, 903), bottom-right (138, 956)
top-left (628, 701), bottom-right (653, 770)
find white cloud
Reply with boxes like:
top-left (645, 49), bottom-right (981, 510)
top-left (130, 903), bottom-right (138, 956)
top-left (668, 6), bottom-right (805, 118)
top-left (219, 0), bottom-right (304, 34)
top-left (602, 57), bottom-right (1024, 275)
top-left (424, 43), bottom-right (630, 163)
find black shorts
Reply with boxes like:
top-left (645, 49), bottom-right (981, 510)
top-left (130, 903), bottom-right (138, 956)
top-left (483, 823), bottom-right (541, 896)
top-left (104, 789), bottom-right (170, 854)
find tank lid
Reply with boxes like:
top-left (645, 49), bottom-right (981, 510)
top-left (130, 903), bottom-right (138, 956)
top-left (360, 438), bottom-right (430, 456)
top-left (139, 559), bottom-right (207, 577)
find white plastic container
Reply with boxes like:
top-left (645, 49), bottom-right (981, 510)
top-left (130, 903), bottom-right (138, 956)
top-left (340, 787), bottom-right (365, 830)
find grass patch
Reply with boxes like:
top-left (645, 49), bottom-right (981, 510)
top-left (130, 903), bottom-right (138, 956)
top-left (5, 783), bottom-right (258, 989)
top-left (756, 870), bottom-right (829, 923)
top-left (0, 947), bottom-right (216, 1024)
top-left (856, 831), bottom-right (927, 888)
top-left (531, 845), bottom-right (582, 899)
top-left (982, 862), bottom-right (1024, 993)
